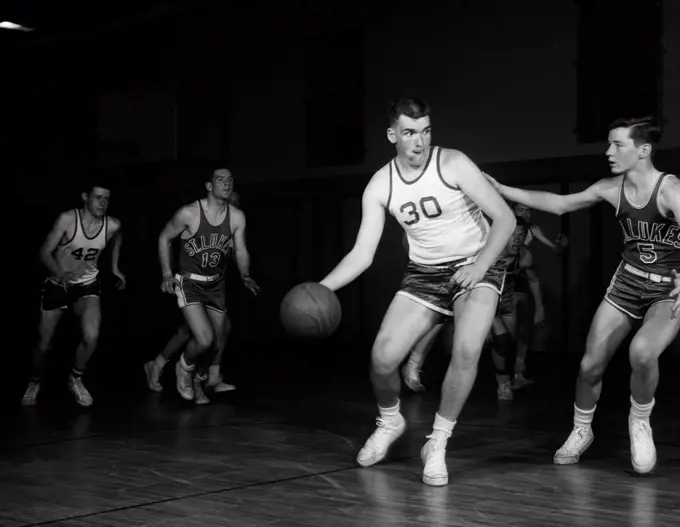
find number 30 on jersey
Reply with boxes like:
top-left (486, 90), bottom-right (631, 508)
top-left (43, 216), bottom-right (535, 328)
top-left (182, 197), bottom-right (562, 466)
top-left (399, 196), bottom-right (443, 226)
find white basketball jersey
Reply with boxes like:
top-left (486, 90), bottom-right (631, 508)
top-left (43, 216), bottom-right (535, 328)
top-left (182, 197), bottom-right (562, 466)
top-left (387, 146), bottom-right (490, 265)
top-left (52, 209), bottom-right (109, 285)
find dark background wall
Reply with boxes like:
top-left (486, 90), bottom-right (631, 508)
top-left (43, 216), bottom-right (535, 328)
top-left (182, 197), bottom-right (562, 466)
top-left (6, 0), bottom-right (680, 375)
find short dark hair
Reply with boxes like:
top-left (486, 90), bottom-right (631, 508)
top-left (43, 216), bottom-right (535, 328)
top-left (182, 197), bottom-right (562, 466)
top-left (388, 97), bottom-right (431, 127)
top-left (83, 180), bottom-right (112, 194)
top-left (609, 116), bottom-right (662, 147)
top-left (209, 168), bottom-right (233, 183)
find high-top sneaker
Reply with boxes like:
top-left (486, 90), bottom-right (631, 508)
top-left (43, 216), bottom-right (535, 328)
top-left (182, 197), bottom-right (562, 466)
top-left (206, 373), bottom-right (236, 393)
top-left (554, 425), bottom-right (594, 464)
top-left (356, 413), bottom-right (406, 467)
top-left (67, 375), bottom-right (94, 407)
top-left (629, 416), bottom-right (656, 474)
top-left (193, 374), bottom-right (210, 405)
top-left (421, 434), bottom-right (448, 486)
top-left (143, 361), bottom-right (163, 392)
top-left (401, 359), bottom-right (425, 393)
top-left (175, 361), bottom-right (195, 401)
top-left (21, 381), bottom-right (41, 406)
top-left (497, 381), bottom-right (513, 401)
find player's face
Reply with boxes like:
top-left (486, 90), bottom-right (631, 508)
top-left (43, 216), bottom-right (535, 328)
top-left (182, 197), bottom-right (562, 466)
top-left (82, 187), bottom-right (110, 218)
top-left (209, 172), bottom-right (234, 200)
top-left (606, 127), bottom-right (649, 174)
top-left (508, 226), bottom-right (527, 255)
top-left (513, 204), bottom-right (531, 221)
top-left (388, 115), bottom-right (432, 166)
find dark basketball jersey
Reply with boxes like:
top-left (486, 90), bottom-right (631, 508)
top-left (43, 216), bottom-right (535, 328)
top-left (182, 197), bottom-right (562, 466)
top-left (617, 173), bottom-right (680, 275)
top-left (178, 201), bottom-right (233, 277)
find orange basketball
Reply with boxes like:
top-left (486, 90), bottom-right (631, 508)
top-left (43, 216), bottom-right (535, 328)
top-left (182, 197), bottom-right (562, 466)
top-left (280, 282), bottom-right (342, 338)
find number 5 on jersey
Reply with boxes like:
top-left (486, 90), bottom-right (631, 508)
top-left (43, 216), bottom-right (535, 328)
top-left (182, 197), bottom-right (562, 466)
top-left (637, 243), bottom-right (658, 264)
top-left (71, 248), bottom-right (99, 261)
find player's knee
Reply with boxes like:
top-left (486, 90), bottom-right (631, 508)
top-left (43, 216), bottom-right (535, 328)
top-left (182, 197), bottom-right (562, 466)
top-left (35, 339), bottom-right (52, 354)
top-left (578, 355), bottom-right (606, 384)
top-left (629, 337), bottom-right (658, 371)
top-left (82, 326), bottom-right (100, 348)
top-left (371, 334), bottom-right (402, 375)
top-left (452, 339), bottom-right (483, 369)
top-left (194, 330), bottom-right (214, 351)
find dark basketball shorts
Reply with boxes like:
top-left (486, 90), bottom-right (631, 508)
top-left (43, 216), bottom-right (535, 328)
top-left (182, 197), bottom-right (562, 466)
top-left (605, 261), bottom-right (675, 320)
top-left (397, 256), bottom-right (507, 317)
top-left (497, 279), bottom-right (517, 317)
top-left (174, 273), bottom-right (227, 313)
top-left (41, 278), bottom-right (101, 312)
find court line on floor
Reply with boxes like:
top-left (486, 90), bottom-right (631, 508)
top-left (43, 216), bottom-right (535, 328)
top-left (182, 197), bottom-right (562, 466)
top-left (15, 432), bottom-right (548, 527)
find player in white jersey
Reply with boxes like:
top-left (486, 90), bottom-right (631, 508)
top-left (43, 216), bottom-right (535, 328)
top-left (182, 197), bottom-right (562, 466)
top-left (21, 183), bottom-right (125, 407)
top-left (320, 98), bottom-right (515, 486)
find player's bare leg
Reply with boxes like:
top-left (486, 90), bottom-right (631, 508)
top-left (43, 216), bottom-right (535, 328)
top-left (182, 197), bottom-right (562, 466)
top-left (357, 296), bottom-right (441, 468)
top-left (554, 301), bottom-right (631, 465)
top-left (144, 324), bottom-right (190, 392)
top-left (626, 300), bottom-right (680, 474)
top-left (21, 309), bottom-right (64, 406)
top-left (206, 314), bottom-right (236, 393)
top-left (402, 323), bottom-right (442, 392)
top-left (421, 287), bottom-right (498, 486)
top-left (490, 312), bottom-right (517, 401)
top-left (67, 296), bottom-right (101, 407)
top-left (175, 304), bottom-right (215, 401)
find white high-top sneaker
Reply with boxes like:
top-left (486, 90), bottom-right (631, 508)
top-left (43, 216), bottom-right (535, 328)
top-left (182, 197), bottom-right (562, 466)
top-left (21, 381), bottom-right (41, 406)
top-left (421, 434), bottom-right (448, 486)
top-left (67, 375), bottom-right (94, 407)
top-left (629, 416), bottom-right (656, 474)
top-left (554, 425), bottom-right (594, 464)
top-left (356, 413), bottom-right (406, 467)
top-left (175, 361), bottom-right (195, 401)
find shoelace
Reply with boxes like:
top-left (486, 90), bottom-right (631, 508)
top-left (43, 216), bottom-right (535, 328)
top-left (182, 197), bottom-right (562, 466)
top-left (563, 426), bottom-right (589, 450)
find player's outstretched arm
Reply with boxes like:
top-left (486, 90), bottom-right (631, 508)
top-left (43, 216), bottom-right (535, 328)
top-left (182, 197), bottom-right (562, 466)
top-left (485, 173), bottom-right (619, 216)
top-left (320, 172), bottom-right (387, 292)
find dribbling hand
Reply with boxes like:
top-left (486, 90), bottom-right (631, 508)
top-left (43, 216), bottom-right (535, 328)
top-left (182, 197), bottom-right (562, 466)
top-left (161, 274), bottom-right (178, 294)
top-left (671, 270), bottom-right (680, 319)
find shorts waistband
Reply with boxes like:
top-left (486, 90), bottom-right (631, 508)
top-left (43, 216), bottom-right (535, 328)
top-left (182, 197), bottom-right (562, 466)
top-left (623, 263), bottom-right (672, 284)
top-left (178, 273), bottom-right (221, 283)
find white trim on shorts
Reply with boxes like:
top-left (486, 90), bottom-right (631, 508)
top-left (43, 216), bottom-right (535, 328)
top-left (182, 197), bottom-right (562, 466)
top-left (174, 274), bottom-right (227, 314)
top-left (604, 263), bottom-right (642, 319)
top-left (396, 291), bottom-right (454, 317)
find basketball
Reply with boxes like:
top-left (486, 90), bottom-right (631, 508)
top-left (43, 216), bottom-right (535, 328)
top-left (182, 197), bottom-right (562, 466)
top-left (280, 282), bottom-right (342, 338)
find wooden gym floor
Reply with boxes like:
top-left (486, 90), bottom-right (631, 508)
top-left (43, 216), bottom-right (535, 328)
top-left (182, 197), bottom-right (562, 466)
top-left (1, 345), bottom-right (679, 527)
